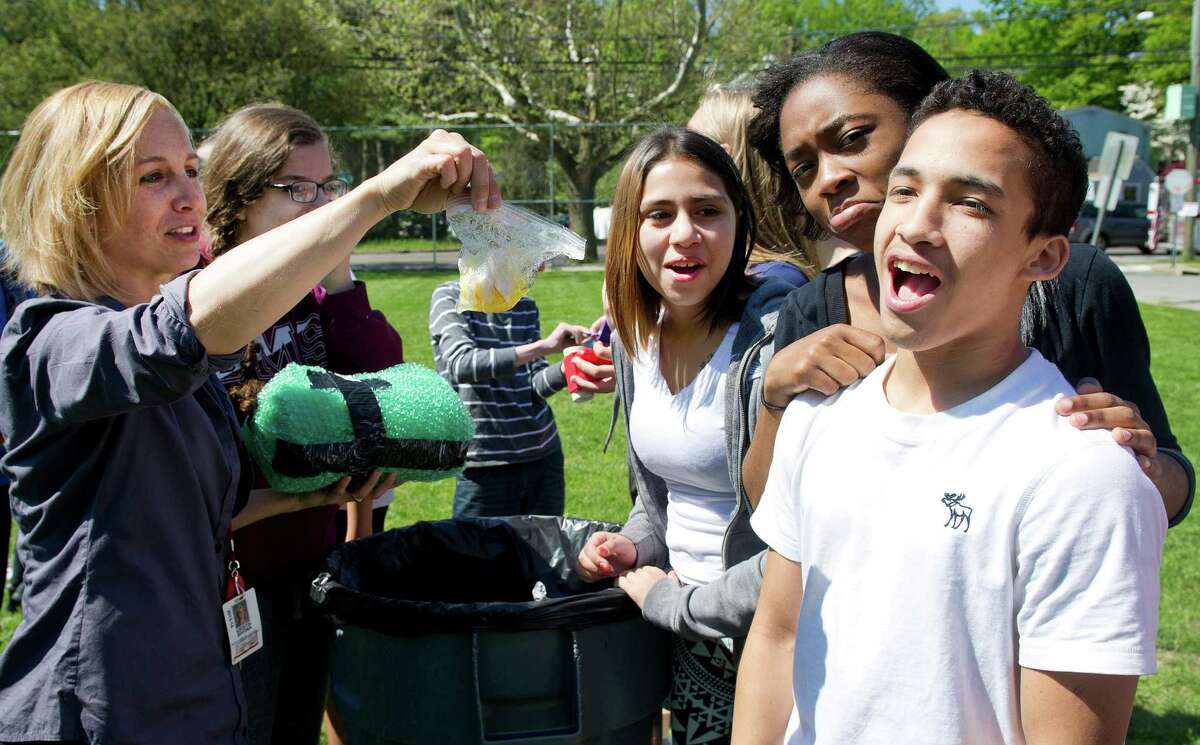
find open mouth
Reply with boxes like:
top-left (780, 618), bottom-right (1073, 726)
top-left (887, 257), bottom-right (942, 312)
top-left (166, 226), bottom-right (198, 241)
top-left (666, 260), bottom-right (705, 282)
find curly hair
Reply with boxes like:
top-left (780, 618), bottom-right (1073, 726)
top-left (200, 103), bottom-right (328, 416)
top-left (200, 103), bottom-right (326, 257)
top-left (910, 70), bottom-right (1088, 238)
top-left (747, 32), bottom-right (948, 233)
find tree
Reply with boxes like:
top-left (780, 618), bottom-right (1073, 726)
top-left (961, 0), bottom-right (1190, 110)
top-left (349, 0), bottom-right (725, 260)
top-left (1121, 81), bottom-right (1189, 166)
top-left (0, 0), bottom-right (383, 131)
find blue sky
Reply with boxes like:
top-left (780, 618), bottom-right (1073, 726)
top-left (934, 0), bottom-right (985, 11)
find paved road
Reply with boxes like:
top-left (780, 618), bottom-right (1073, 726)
top-left (1106, 246), bottom-right (1200, 312)
top-left (351, 244), bottom-right (1200, 311)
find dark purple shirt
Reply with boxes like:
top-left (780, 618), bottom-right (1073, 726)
top-left (222, 281), bottom-right (404, 585)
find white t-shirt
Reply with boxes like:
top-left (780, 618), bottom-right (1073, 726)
top-left (629, 323), bottom-right (739, 585)
top-left (751, 350), bottom-right (1165, 745)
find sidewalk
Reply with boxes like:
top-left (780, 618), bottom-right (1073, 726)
top-left (350, 250), bottom-right (605, 272)
top-left (1109, 252), bottom-right (1200, 311)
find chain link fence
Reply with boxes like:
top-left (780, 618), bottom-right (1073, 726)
top-left (0, 122), bottom-right (651, 264)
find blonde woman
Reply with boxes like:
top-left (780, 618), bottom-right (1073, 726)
top-left (0, 81), bottom-right (496, 744)
top-left (687, 86), bottom-right (818, 285)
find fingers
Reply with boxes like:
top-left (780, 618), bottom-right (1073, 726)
top-left (369, 472), bottom-right (398, 501)
top-left (1110, 427), bottom-right (1159, 462)
top-left (324, 476), bottom-right (352, 503)
top-left (833, 324), bottom-right (887, 364)
top-left (468, 150), bottom-right (493, 208)
top-left (1056, 392), bottom-right (1139, 417)
top-left (830, 338), bottom-right (882, 379)
top-left (558, 323), bottom-right (590, 344)
top-left (349, 470), bottom-right (385, 503)
top-left (1074, 377), bottom-right (1103, 395)
top-left (573, 358), bottom-right (613, 379)
top-left (572, 375), bottom-right (615, 394)
top-left (577, 533), bottom-right (615, 580)
top-left (816, 352), bottom-right (865, 389)
top-left (421, 130), bottom-right (472, 190)
top-left (415, 130), bottom-right (498, 211)
top-left (486, 163), bottom-right (501, 209)
top-left (770, 325), bottom-right (884, 401)
top-left (1061, 398), bottom-right (1149, 437)
top-left (799, 368), bottom-right (842, 397)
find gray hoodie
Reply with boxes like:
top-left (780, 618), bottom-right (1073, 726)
top-left (609, 278), bottom-right (792, 640)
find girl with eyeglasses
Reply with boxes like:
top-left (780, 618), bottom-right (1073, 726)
top-left (200, 103), bottom-right (405, 745)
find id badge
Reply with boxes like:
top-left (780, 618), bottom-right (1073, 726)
top-left (222, 587), bottom-right (264, 665)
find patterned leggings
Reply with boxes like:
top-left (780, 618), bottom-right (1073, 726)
top-left (664, 636), bottom-right (737, 745)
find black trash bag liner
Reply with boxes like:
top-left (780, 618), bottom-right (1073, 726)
top-left (310, 515), bottom-right (641, 634)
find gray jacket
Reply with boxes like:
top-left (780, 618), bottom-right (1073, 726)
top-left (610, 278), bottom-right (791, 640)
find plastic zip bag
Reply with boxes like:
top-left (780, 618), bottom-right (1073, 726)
top-left (447, 195), bottom-right (586, 313)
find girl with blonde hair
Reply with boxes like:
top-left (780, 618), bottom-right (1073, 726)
top-left (688, 85), bottom-right (817, 285)
top-left (0, 80), bottom-right (497, 743)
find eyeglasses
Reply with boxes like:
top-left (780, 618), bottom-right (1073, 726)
top-left (264, 177), bottom-right (350, 204)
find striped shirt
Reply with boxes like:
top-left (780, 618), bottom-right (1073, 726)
top-left (429, 281), bottom-right (565, 467)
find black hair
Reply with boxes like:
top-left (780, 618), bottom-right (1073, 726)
top-left (910, 70), bottom-right (1088, 238)
top-left (748, 32), bottom-right (949, 234)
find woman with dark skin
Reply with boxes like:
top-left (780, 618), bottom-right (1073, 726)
top-left (740, 32), bottom-right (1193, 525)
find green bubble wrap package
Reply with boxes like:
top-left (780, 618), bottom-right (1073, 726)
top-left (243, 363), bottom-right (474, 493)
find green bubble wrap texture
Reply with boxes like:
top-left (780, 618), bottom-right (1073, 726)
top-left (243, 362), bottom-right (474, 493)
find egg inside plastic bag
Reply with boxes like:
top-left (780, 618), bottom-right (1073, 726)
top-left (447, 195), bottom-right (587, 312)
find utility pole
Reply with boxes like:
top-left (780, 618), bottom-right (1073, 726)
top-left (1185, 0), bottom-right (1200, 261)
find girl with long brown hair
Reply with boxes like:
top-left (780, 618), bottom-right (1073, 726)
top-left (575, 127), bottom-right (792, 744)
top-left (201, 102), bottom-right (404, 744)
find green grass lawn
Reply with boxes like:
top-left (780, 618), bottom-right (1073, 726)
top-left (354, 238), bottom-right (452, 254)
top-left (0, 270), bottom-right (1196, 742)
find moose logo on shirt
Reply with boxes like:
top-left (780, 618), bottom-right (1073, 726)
top-left (941, 493), bottom-right (972, 533)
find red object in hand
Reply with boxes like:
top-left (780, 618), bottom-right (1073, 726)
top-left (563, 344), bottom-right (605, 402)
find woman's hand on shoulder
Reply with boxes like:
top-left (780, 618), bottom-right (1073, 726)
top-left (763, 324), bottom-right (886, 408)
top-left (576, 531), bottom-right (637, 582)
top-left (1056, 378), bottom-right (1158, 473)
top-left (367, 130), bottom-right (501, 216)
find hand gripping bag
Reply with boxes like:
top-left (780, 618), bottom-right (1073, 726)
top-left (243, 362), bottom-right (473, 492)
top-left (447, 195), bottom-right (586, 313)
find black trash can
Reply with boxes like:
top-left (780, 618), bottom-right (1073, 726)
top-left (311, 516), bottom-right (672, 745)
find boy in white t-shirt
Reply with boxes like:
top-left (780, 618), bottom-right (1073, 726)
top-left (732, 71), bottom-right (1167, 745)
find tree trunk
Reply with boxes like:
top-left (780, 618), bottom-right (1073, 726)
top-left (565, 170), bottom-right (600, 262)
